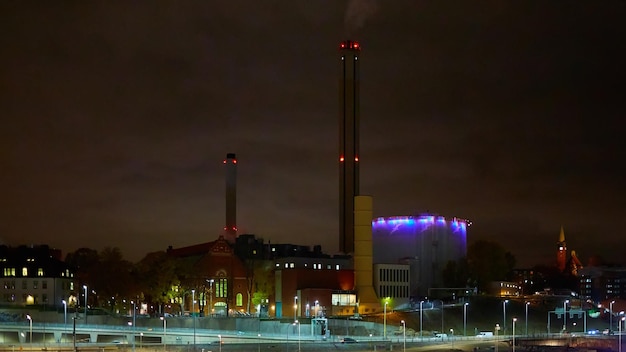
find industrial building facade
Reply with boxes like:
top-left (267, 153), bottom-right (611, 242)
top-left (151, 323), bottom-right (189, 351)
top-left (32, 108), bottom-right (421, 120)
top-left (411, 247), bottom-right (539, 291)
top-left (372, 215), bottom-right (469, 297)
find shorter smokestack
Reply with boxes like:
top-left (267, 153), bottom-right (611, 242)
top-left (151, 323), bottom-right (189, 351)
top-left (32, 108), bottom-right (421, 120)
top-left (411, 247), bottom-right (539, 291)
top-left (353, 195), bottom-right (379, 313)
top-left (224, 153), bottom-right (237, 242)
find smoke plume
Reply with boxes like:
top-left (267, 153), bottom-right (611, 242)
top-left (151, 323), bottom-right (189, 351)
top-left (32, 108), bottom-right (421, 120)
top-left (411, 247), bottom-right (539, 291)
top-left (344, 0), bottom-right (378, 34)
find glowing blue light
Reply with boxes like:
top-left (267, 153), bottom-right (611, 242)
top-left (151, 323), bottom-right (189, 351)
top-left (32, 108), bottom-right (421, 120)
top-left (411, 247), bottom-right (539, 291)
top-left (372, 214), bottom-right (469, 238)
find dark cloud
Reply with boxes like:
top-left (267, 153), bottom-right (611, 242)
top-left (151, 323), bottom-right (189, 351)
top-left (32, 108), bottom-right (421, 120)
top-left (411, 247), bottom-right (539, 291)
top-left (0, 1), bottom-right (624, 267)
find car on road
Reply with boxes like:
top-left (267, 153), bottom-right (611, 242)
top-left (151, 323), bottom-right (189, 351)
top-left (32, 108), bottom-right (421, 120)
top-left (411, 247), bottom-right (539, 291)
top-left (341, 337), bottom-right (358, 343)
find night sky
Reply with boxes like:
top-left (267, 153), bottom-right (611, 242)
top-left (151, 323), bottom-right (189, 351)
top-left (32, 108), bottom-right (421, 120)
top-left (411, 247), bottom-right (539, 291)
top-left (2, 1), bottom-right (625, 267)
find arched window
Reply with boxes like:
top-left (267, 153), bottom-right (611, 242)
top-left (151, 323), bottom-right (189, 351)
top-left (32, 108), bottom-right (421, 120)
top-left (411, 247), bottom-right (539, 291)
top-left (236, 293), bottom-right (243, 307)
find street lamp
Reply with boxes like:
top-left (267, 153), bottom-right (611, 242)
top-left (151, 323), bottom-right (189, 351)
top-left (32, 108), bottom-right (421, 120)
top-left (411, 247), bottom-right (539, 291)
top-left (383, 300), bottom-right (389, 339)
top-left (218, 335), bottom-right (222, 352)
top-left (617, 317), bottom-right (626, 352)
top-left (192, 289), bottom-right (196, 349)
top-left (26, 314), bottom-right (32, 345)
top-left (257, 333), bottom-right (261, 352)
top-left (83, 285), bottom-right (88, 324)
top-left (463, 303), bottom-right (469, 336)
top-left (512, 318), bottom-right (517, 352)
top-left (160, 316), bottom-right (167, 350)
top-left (495, 324), bottom-right (500, 352)
top-left (132, 300), bottom-right (136, 352)
top-left (294, 296), bottom-right (298, 322)
top-left (401, 320), bottom-right (406, 352)
top-left (563, 300), bottom-right (569, 332)
top-left (63, 300), bottom-right (67, 326)
top-left (611, 300), bottom-right (616, 331)
top-left (315, 300), bottom-right (319, 317)
top-left (525, 302), bottom-right (530, 336)
top-left (503, 300), bottom-right (509, 333)
top-left (450, 329), bottom-right (454, 348)
top-left (420, 300), bottom-right (424, 340)
top-left (294, 320), bottom-right (301, 352)
top-left (206, 279), bottom-right (214, 317)
top-left (437, 300), bottom-right (444, 334)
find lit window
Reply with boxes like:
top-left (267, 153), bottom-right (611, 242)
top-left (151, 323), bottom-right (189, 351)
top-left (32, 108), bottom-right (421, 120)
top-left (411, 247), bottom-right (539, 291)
top-left (38, 268), bottom-right (44, 276)
top-left (22, 268), bottom-right (28, 276)
top-left (289, 263), bottom-right (295, 268)
top-left (215, 278), bottom-right (228, 298)
top-left (236, 293), bottom-right (243, 306)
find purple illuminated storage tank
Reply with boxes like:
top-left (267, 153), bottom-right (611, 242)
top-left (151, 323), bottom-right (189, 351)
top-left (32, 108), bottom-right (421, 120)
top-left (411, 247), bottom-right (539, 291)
top-left (372, 214), bottom-right (469, 296)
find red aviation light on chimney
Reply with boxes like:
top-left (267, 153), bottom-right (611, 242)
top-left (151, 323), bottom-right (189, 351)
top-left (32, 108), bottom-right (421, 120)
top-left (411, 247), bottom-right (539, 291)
top-left (339, 40), bottom-right (361, 51)
top-left (339, 156), bottom-right (345, 162)
top-left (355, 156), bottom-right (359, 162)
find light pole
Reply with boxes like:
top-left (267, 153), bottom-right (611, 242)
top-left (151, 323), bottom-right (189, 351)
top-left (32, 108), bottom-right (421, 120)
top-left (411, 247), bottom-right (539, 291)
top-left (315, 300), bottom-right (319, 317)
top-left (218, 335), bottom-right (222, 352)
top-left (206, 279), bottom-right (214, 317)
top-left (437, 300), bottom-right (444, 334)
top-left (132, 300), bottom-right (136, 352)
top-left (401, 320), bottom-right (406, 352)
top-left (495, 324), bottom-right (500, 352)
top-left (563, 300), bottom-right (569, 332)
top-left (383, 300), bottom-right (388, 339)
top-left (83, 285), bottom-right (88, 324)
top-left (525, 302), bottom-right (530, 336)
top-left (294, 296), bottom-right (298, 322)
top-left (611, 300), bottom-right (616, 331)
top-left (257, 333), bottom-right (261, 352)
top-left (63, 300), bottom-right (67, 326)
top-left (295, 320), bottom-right (301, 352)
top-left (512, 318), bottom-right (517, 352)
top-left (617, 317), bottom-right (626, 352)
top-left (160, 316), bottom-right (167, 350)
top-left (463, 303), bottom-right (469, 336)
top-left (192, 289), bottom-right (196, 349)
top-left (420, 300), bottom-right (424, 340)
top-left (503, 300), bottom-right (509, 333)
top-left (450, 329), bottom-right (454, 348)
top-left (26, 314), bottom-right (32, 345)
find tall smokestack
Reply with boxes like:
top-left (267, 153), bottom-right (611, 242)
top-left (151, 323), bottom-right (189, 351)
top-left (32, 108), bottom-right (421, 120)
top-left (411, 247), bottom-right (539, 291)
top-left (339, 40), bottom-right (360, 254)
top-left (224, 153), bottom-right (237, 242)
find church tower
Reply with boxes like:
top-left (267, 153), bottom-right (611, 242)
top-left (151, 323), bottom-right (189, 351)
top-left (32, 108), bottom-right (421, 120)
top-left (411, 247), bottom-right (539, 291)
top-left (556, 226), bottom-right (567, 272)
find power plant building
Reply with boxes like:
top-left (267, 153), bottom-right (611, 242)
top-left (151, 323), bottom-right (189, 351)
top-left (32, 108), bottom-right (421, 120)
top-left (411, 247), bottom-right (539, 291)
top-left (372, 215), bottom-right (469, 297)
